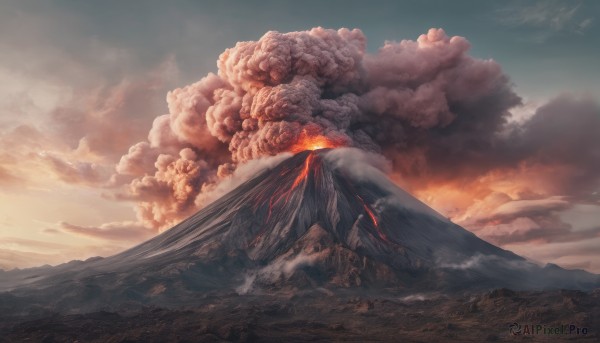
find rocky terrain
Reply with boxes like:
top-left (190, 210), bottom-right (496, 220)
top-left (1, 289), bottom-right (598, 342)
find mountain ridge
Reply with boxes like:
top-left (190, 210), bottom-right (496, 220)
top-left (1, 148), bottom-right (598, 313)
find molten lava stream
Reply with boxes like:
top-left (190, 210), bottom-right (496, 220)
top-left (290, 152), bottom-right (314, 190)
top-left (269, 152), bottom-right (314, 218)
top-left (356, 195), bottom-right (391, 243)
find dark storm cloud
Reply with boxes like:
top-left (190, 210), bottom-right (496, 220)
top-left (511, 95), bottom-right (600, 196)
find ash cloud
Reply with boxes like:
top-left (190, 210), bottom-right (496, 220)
top-left (116, 27), bottom-right (525, 230)
top-left (117, 148), bottom-right (221, 230)
top-left (113, 26), bottom-right (600, 263)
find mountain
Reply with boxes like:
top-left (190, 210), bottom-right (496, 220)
top-left (1, 148), bottom-right (598, 313)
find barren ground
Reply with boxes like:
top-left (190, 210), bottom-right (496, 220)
top-left (1, 289), bottom-right (598, 342)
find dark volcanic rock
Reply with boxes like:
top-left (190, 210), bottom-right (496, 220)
top-left (1, 290), bottom-right (598, 342)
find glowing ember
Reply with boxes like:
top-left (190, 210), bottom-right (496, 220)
top-left (363, 204), bottom-right (378, 227)
top-left (289, 132), bottom-right (346, 153)
top-left (357, 195), bottom-right (391, 243)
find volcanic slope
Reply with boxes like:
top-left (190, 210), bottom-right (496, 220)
top-left (2, 149), bottom-right (598, 312)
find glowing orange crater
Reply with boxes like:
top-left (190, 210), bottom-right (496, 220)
top-left (289, 132), bottom-right (346, 153)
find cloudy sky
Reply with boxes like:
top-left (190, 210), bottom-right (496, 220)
top-left (1, 0), bottom-right (599, 273)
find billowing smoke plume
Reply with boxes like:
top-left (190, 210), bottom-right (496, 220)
top-left (114, 27), bottom-right (598, 232)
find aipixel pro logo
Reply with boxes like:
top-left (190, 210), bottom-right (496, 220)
top-left (508, 322), bottom-right (521, 335)
top-left (509, 322), bottom-right (589, 336)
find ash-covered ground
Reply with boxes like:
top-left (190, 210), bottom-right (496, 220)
top-left (1, 289), bottom-right (598, 343)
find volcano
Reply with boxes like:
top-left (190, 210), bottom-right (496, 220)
top-left (1, 148), bottom-right (599, 312)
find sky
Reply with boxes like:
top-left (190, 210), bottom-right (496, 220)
top-left (0, 0), bottom-right (599, 272)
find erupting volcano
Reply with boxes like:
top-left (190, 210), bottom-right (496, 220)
top-left (2, 148), bottom-right (598, 312)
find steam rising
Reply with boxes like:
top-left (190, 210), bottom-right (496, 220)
top-left (237, 250), bottom-right (328, 295)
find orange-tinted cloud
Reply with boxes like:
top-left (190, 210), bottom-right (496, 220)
top-left (0, 165), bottom-right (25, 189)
top-left (58, 221), bottom-right (155, 241)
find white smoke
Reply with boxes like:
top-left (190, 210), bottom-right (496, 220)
top-left (236, 249), bottom-right (328, 295)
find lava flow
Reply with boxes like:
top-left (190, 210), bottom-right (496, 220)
top-left (252, 151), bottom-right (318, 246)
top-left (264, 133), bottom-right (337, 219)
top-left (357, 195), bottom-right (391, 243)
top-left (267, 152), bottom-right (315, 218)
top-left (291, 152), bottom-right (314, 189)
